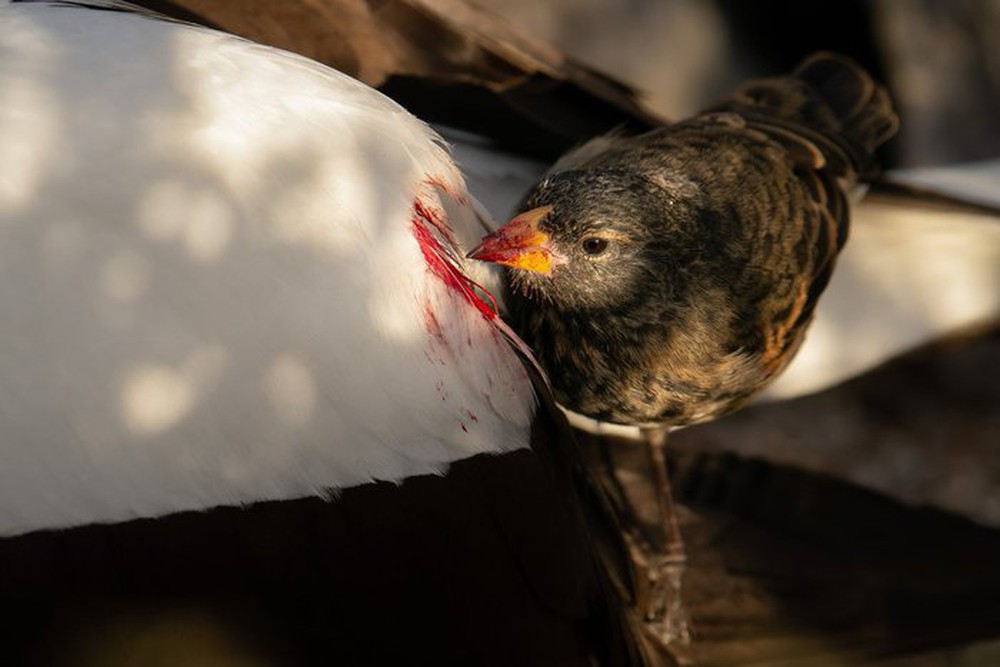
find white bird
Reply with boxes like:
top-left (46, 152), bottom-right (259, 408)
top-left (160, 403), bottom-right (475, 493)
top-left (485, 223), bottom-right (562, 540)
top-left (0, 0), bottom-right (538, 534)
top-left (0, 2), bottom-right (645, 665)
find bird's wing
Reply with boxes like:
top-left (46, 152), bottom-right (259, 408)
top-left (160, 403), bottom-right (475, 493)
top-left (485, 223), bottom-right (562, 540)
top-left (706, 55), bottom-right (898, 371)
top-left (0, 0), bottom-right (536, 535)
top-left (763, 165), bottom-right (1000, 400)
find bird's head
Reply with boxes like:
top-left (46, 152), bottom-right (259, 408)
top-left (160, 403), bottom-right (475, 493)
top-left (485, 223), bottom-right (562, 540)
top-left (468, 168), bottom-right (699, 312)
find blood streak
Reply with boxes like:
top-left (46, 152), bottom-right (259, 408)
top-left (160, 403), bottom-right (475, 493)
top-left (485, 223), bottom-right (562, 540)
top-left (410, 186), bottom-right (542, 382)
top-left (411, 197), bottom-right (498, 319)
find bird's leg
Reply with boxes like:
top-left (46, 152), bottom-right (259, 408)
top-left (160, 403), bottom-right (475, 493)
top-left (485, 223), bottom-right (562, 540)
top-left (640, 425), bottom-right (691, 646)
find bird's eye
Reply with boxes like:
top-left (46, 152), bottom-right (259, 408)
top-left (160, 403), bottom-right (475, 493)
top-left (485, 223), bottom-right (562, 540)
top-left (581, 237), bottom-right (609, 255)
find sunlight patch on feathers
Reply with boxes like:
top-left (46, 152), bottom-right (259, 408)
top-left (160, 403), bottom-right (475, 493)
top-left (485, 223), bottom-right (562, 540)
top-left (0, 12), bottom-right (60, 203)
top-left (121, 346), bottom-right (227, 437)
top-left (0, 79), bottom-right (57, 215)
top-left (122, 365), bottom-right (195, 437)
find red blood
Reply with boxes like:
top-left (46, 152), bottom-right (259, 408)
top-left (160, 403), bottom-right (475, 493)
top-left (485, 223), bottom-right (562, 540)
top-left (411, 197), bottom-right (497, 320)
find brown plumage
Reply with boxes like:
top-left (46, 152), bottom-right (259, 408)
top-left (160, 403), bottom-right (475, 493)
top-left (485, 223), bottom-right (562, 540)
top-left (471, 52), bottom-right (899, 428)
top-left (469, 53), bottom-right (898, 649)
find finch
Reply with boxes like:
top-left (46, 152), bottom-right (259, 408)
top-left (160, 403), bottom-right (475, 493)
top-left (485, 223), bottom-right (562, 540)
top-left (471, 52), bottom-right (898, 430)
top-left (470, 52), bottom-right (899, 647)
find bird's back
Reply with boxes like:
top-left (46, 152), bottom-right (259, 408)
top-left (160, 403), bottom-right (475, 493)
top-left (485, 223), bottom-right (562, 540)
top-left (697, 53), bottom-right (899, 400)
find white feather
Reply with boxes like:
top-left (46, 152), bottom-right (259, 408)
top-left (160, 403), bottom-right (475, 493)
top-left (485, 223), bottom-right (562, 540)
top-left (0, 1), bottom-right (535, 536)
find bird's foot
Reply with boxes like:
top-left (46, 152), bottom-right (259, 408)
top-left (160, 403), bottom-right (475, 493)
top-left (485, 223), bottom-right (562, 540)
top-left (645, 552), bottom-right (692, 646)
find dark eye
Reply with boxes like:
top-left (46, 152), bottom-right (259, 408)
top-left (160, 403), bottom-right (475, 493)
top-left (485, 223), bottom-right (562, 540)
top-left (581, 236), bottom-right (609, 255)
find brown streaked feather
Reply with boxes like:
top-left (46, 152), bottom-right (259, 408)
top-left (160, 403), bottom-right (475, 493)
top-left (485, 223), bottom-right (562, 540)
top-left (718, 54), bottom-right (893, 384)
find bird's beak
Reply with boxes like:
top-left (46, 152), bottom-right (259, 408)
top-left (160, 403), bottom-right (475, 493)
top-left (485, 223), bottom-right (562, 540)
top-left (467, 206), bottom-right (556, 274)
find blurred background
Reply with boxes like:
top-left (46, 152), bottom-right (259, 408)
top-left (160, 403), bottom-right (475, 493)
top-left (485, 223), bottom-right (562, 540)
top-left (481, 0), bottom-right (1000, 168)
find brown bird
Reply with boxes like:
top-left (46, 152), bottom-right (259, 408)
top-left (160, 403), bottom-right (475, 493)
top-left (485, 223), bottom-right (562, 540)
top-left (470, 52), bottom-right (899, 645)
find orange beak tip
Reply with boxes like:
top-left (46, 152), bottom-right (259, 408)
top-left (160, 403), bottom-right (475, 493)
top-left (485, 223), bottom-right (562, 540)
top-left (466, 206), bottom-right (556, 274)
top-left (466, 234), bottom-right (554, 275)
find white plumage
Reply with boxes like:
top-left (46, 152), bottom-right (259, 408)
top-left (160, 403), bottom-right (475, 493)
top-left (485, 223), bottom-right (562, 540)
top-left (0, 0), bottom-right (534, 536)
